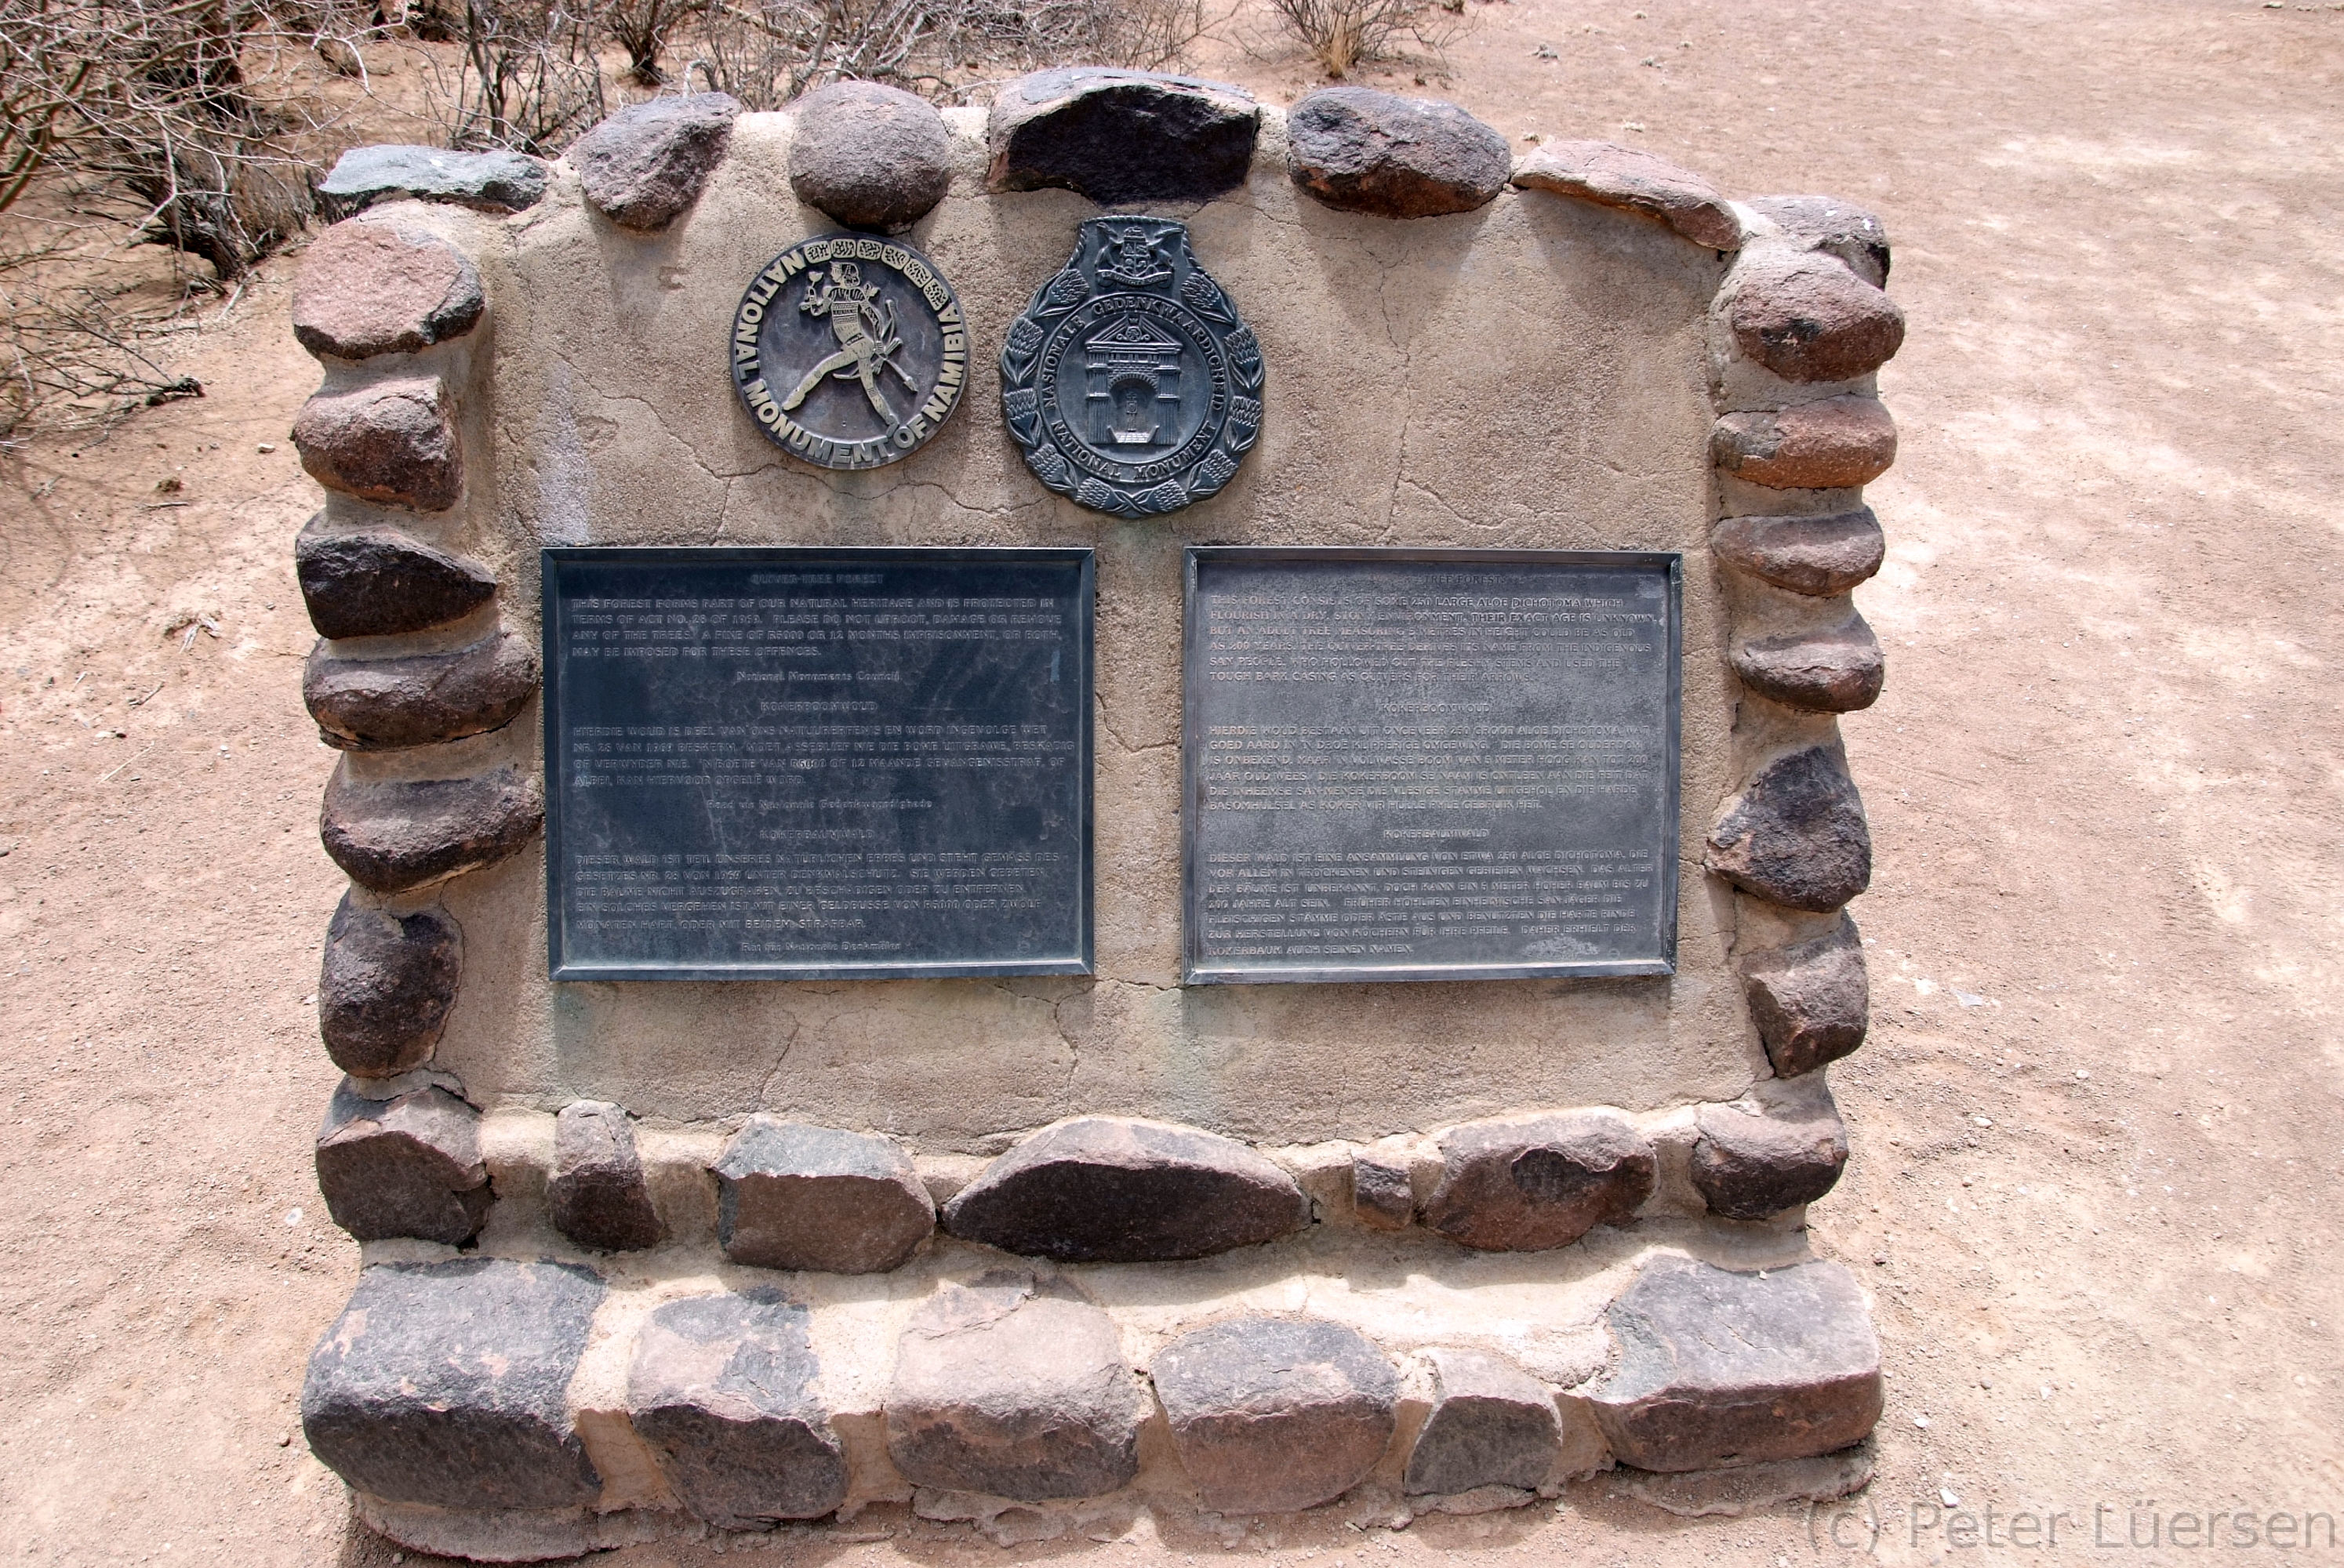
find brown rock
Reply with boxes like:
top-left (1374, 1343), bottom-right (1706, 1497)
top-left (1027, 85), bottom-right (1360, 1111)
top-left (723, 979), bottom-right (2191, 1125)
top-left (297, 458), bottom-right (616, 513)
top-left (319, 760), bottom-right (543, 895)
top-left (987, 68), bottom-right (1259, 205)
top-left (294, 516), bottom-right (497, 639)
top-left (293, 376), bottom-right (463, 511)
top-left (314, 1081), bottom-right (491, 1244)
top-left (304, 631), bottom-right (539, 751)
top-left (570, 93), bottom-right (741, 231)
top-left (1691, 1075), bottom-right (1850, 1221)
top-left (712, 1116), bottom-right (934, 1274)
top-left (549, 1101), bottom-right (663, 1253)
top-left (1511, 140), bottom-right (1741, 251)
top-left (1739, 916), bottom-right (1870, 1077)
top-left (318, 892), bottom-right (461, 1078)
top-left (1404, 1348), bottom-right (1564, 1499)
top-left (1710, 508), bottom-right (1885, 597)
top-left (1711, 397), bottom-right (1896, 489)
top-left (1732, 613), bottom-right (1886, 713)
top-left (1286, 88), bottom-right (1511, 218)
top-left (1421, 1112), bottom-right (1655, 1252)
top-left (293, 223), bottom-right (484, 361)
top-left (1705, 749), bottom-right (1871, 913)
top-left (1151, 1317), bottom-right (1398, 1515)
top-left (788, 82), bottom-right (953, 234)
top-left (1351, 1150), bottom-right (1415, 1230)
top-left (1748, 195), bottom-right (1890, 287)
top-left (1726, 252), bottom-right (1905, 383)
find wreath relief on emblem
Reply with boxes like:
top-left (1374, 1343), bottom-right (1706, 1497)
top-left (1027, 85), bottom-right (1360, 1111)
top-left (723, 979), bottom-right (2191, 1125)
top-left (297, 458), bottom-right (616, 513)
top-left (732, 234), bottom-right (968, 470)
top-left (1001, 217), bottom-right (1263, 517)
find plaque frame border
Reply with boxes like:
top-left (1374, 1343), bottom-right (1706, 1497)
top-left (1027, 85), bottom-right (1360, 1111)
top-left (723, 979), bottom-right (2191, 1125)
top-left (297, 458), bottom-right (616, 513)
top-left (541, 545), bottom-right (1096, 984)
top-left (1179, 546), bottom-right (1683, 986)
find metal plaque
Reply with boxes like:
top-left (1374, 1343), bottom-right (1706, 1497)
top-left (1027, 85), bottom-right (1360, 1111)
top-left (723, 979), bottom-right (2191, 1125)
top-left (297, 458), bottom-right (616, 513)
top-left (1182, 549), bottom-right (1681, 985)
top-left (1000, 216), bottom-right (1262, 517)
top-left (543, 547), bottom-right (1092, 981)
top-left (731, 235), bottom-right (968, 470)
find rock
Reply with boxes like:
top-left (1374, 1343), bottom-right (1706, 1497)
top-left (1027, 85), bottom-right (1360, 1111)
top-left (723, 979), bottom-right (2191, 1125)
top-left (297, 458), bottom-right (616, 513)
top-left (318, 892), bottom-right (461, 1078)
top-left (1747, 195), bottom-right (1890, 287)
top-left (1711, 396), bottom-right (1897, 489)
top-left (1419, 1112), bottom-right (1655, 1253)
top-left (1285, 88), bottom-right (1510, 218)
top-left (788, 82), bottom-right (953, 233)
top-left (549, 1101), bottom-right (663, 1253)
top-left (293, 375), bottom-right (463, 512)
top-left (987, 68), bottom-right (1260, 205)
top-left (1691, 1076), bottom-right (1850, 1220)
top-left (1731, 614), bottom-right (1885, 713)
top-left (628, 1288), bottom-right (847, 1526)
top-left (304, 631), bottom-right (540, 751)
top-left (301, 1258), bottom-right (604, 1509)
top-left (1705, 749), bottom-right (1872, 913)
top-left (314, 1081), bottom-right (490, 1243)
top-left (317, 143), bottom-right (549, 219)
top-left (1710, 508), bottom-right (1884, 597)
top-left (1403, 1348), bottom-right (1563, 1499)
top-left (886, 1272), bottom-right (1143, 1501)
top-left (1152, 1317), bottom-right (1398, 1515)
top-left (1586, 1255), bottom-right (1882, 1471)
top-left (570, 93), bottom-right (740, 231)
top-left (941, 1116), bottom-right (1309, 1264)
top-left (1739, 916), bottom-right (1870, 1077)
top-left (295, 517), bottom-right (498, 639)
top-left (320, 761), bottom-right (543, 895)
top-left (1726, 252), bottom-right (1905, 384)
top-left (1613, 1443), bottom-right (1873, 1518)
top-left (1351, 1150), bottom-right (1415, 1230)
top-left (293, 223), bottom-right (484, 361)
top-left (1510, 140), bottom-right (1741, 251)
top-left (712, 1116), bottom-right (933, 1273)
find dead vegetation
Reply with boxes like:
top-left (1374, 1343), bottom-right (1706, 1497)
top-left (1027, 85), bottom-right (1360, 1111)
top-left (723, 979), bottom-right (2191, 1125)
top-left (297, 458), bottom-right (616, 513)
top-left (1259, 0), bottom-right (1464, 78)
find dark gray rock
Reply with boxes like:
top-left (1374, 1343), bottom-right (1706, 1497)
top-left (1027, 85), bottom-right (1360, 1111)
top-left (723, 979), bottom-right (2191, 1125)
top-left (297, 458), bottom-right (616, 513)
top-left (571, 93), bottom-right (741, 231)
top-left (550, 1101), bottom-right (663, 1253)
top-left (1285, 87), bottom-right (1510, 218)
top-left (1511, 140), bottom-right (1741, 250)
top-left (1740, 916), bottom-right (1869, 1077)
top-left (293, 374), bottom-right (463, 511)
top-left (987, 68), bottom-right (1260, 205)
top-left (1152, 1316), bottom-right (1398, 1515)
top-left (318, 891), bottom-right (461, 1078)
top-left (1748, 195), bottom-right (1891, 287)
top-left (319, 760), bottom-right (543, 895)
top-left (295, 516), bottom-right (498, 640)
top-left (1586, 1255), bottom-right (1881, 1471)
top-left (302, 1258), bottom-right (604, 1509)
top-left (1727, 251), bottom-right (1906, 384)
top-left (942, 1116), bottom-right (1309, 1264)
top-left (1705, 748), bottom-right (1872, 913)
top-left (304, 631), bottom-right (539, 751)
top-left (628, 1288), bottom-right (847, 1526)
top-left (1612, 1443), bottom-right (1875, 1518)
top-left (317, 144), bottom-right (549, 219)
top-left (1351, 1151), bottom-right (1415, 1230)
top-left (314, 1081), bottom-right (489, 1243)
top-left (886, 1270), bottom-right (1143, 1501)
top-left (1710, 508), bottom-right (1885, 597)
top-left (1711, 396), bottom-right (1897, 489)
top-left (713, 1116), bottom-right (933, 1274)
top-left (1732, 614), bottom-right (1885, 714)
top-left (293, 222), bottom-right (483, 361)
top-left (1692, 1075), bottom-right (1850, 1221)
top-left (1404, 1348), bottom-right (1563, 1499)
top-left (1420, 1112), bottom-right (1655, 1253)
top-left (788, 81), bottom-right (952, 233)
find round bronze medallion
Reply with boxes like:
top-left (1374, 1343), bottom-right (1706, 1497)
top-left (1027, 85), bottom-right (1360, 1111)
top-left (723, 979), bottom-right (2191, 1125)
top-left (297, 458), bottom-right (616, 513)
top-left (731, 234), bottom-right (968, 470)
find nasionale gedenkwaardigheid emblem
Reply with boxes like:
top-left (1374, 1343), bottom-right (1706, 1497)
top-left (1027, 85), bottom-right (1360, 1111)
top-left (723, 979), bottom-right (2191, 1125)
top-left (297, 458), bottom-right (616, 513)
top-left (1000, 217), bottom-right (1263, 517)
top-left (732, 234), bottom-right (968, 470)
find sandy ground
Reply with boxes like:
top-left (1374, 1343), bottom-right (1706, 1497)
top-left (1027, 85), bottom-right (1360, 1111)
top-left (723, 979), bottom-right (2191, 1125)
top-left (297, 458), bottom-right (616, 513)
top-left (3, 0), bottom-right (2341, 1562)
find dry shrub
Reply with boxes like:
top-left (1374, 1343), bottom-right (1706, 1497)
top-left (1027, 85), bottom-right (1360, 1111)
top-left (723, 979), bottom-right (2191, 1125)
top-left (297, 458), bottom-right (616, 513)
top-left (1263, 0), bottom-right (1461, 78)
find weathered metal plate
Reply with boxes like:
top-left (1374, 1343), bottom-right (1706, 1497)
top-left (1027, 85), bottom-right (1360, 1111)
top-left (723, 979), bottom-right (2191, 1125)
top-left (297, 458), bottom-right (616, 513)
top-left (1182, 548), bottom-right (1681, 985)
top-left (543, 547), bottom-right (1092, 981)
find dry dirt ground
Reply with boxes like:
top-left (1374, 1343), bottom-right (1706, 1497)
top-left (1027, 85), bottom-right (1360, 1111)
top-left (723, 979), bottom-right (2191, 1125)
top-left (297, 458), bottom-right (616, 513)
top-left (3, 0), bottom-right (2341, 1563)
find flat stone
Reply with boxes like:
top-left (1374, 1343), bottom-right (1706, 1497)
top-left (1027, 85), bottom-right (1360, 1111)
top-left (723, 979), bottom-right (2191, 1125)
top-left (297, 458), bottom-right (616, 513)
top-left (1748, 195), bottom-right (1890, 286)
top-left (1710, 508), bottom-right (1885, 597)
top-left (987, 68), bottom-right (1260, 205)
top-left (941, 1116), bottom-right (1309, 1264)
top-left (627, 1288), bottom-right (847, 1526)
top-left (1613, 1443), bottom-right (1873, 1518)
top-left (293, 222), bottom-right (484, 361)
top-left (713, 1116), bottom-right (933, 1273)
top-left (1153, 1317), bottom-right (1398, 1515)
top-left (295, 517), bottom-right (498, 639)
top-left (302, 1258), bottom-right (603, 1509)
top-left (1419, 1112), bottom-right (1655, 1253)
top-left (570, 93), bottom-right (740, 231)
top-left (549, 1101), bottom-right (663, 1253)
top-left (1586, 1255), bottom-right (1882, 1472)
top-left (305, 630), bottom-right (538, 751)
top-left (320, 761), bottom-right (542, 895)
top-left (1351, 1150), bottom-right (1415, 1230)
top-left (886, 1271), bottom-right (1143, 1501)
top-left (314, 1081), bottom-right (490, 1243)
top-left (317, 143), bottom-right (549, 219)
top-left (318, 891), bottom-right (461, 1078)
top-left (788, 82), bottom-right (953, 234)
top-left (1510, 140), bottom-right (1741, 250)
top-left (1740, 916), bottom-right (1870, 1077)
top-left (1285, 88), bottom-right (1510, 218)
top-left (1705, 748), bottom-right (1872, 913)
top-left (1404, 1348), bottom-right (1563, 1499)
top-left (1691, 1076), bottom-right (1850, 1221)
top-left (1727, 251), bottom-right (1905, 384)
top-left (1712, 396), bottom-right (1897, 489)
top-left (293, 375), bottom-right (463, 511)
top-left (1732, 613), bottom-right (1886, 713)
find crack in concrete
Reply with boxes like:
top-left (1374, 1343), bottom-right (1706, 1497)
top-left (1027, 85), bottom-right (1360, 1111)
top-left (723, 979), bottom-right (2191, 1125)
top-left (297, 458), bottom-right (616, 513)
top-left (754, 1014), bottom-right (802, 1108)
